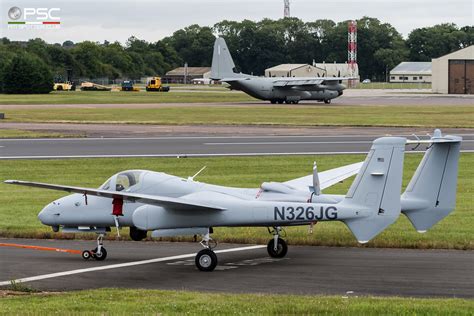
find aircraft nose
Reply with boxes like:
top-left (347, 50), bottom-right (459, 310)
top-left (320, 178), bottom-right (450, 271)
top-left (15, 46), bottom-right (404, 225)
top-left (38, 203), bottom-right (57, 225)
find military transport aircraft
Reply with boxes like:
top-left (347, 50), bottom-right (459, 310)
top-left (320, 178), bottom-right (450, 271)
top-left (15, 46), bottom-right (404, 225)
top-left (211, 37), bottom-right (348, 104)
top-left (5, 130), bottom-right (461, 272)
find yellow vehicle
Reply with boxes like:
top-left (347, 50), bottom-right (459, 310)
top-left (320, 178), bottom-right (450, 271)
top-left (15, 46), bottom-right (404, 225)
top-left (146, 77), bottom-right (170, 92)
top-left (53, 81), bottom-right (75, 91)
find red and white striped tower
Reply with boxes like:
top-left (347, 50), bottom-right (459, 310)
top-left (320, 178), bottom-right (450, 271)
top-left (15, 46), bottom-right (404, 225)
top-left (347, 20), bottom-right (357, 86)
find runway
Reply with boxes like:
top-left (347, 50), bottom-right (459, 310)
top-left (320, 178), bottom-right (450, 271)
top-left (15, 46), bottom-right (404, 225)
top-left (1, 133), bottom-right (473, 159)
top-left (0, 239), bottom-right (472, 297)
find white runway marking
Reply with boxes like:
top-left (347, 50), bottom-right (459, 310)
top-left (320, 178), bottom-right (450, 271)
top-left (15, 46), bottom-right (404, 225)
top-left (0, 150), bottom-right (472, 160)
top-left (205, 141), bottom-right (372, 145)
top-left (0, 134), bottom-right (473, 142)
top-left (0, 245), bottom-right (265, 286)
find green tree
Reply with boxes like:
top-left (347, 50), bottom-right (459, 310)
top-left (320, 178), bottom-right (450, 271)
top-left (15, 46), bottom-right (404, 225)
top-left (3, 53), bottom-right (53, 94)
top-left (407, 24), bottom-right (471, 61)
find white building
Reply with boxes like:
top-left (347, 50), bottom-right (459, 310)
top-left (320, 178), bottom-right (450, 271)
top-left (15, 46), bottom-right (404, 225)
top-left (389, 62), bottom-right (432, 83)
top-left (432, 46), bottom-right (474, 94)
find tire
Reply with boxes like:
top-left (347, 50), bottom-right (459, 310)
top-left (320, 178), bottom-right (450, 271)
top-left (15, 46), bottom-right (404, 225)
top-left (278, 100), bottom-right (284, 104)
top-left (130, 226), bottom-right (147, 241)
top-left (267, 238), bottom-right (288, 258)
top-left (81, 250), bottom-right (91, 260)
top-left (92, 247), bottom-right (107, 261)
top-left (270, 100), bottom-right (276, 104)
top-left (324, 99), bottom-right (331, 104)
top-left (195, 249), bottom-right (218, 272)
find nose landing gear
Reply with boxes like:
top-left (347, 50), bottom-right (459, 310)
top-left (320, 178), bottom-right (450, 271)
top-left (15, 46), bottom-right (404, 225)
top-left (82, 233), bottom-right (108, 261)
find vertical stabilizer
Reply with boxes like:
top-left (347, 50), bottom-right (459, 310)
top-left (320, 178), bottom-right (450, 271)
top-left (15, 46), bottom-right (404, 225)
top-left (210, 37), bottom-right (238, 79)
top-left (401, 131), bottom-right (462, 232)
top-left (343, 137), bottom-right (406, 243)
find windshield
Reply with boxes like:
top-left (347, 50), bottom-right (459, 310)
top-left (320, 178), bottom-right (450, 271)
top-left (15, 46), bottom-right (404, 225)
top-left (115, 171), bottom-right (143, 191)
top-left (99, 171), bottom-right (144, 191)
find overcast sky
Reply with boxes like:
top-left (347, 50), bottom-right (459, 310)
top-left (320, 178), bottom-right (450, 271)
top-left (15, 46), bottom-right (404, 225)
top-left (1, 0), bottom-right (472, 44)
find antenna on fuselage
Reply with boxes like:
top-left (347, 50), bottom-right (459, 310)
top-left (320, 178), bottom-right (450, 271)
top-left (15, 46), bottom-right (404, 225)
top-left (188, 166), bottom-right (207, 182)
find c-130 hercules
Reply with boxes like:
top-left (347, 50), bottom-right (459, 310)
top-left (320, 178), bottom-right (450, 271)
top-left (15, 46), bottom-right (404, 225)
top-left (210, 37), bottom-right (347, 104)
top-left (6, 130), bottom-right (461, 272)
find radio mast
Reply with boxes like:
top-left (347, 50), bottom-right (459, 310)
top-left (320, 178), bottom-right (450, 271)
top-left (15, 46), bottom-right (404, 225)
top-left (284, 0), bottom-right (290, 18)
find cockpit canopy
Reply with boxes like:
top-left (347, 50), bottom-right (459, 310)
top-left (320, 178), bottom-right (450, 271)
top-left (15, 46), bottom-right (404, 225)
top-left (100, 170), bottom-right (146, 192)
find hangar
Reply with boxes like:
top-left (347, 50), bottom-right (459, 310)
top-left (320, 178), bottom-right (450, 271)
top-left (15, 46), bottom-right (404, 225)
top-left (265, 64), bottom-right (325, 77)
top-left (162, 67), bottom-right (211, 84)
top-left (265, 62), bottom-right (359, 84)
top-left (432, 46), bottom-right (474, 94)
top-left (389, 62), bottom-right (432, 83)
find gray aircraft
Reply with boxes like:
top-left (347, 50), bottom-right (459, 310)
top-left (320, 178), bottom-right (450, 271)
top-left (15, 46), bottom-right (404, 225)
top-left (5, 130), bottom-right (461, 271)
top-left (211, 37), bottom-right (348, 104)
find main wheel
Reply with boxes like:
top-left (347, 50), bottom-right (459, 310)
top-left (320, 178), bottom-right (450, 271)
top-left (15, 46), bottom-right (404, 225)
top-left (267, 238), bottom-right (288, 258)
top-left (130, 226), bottom-right (147, 241)
top-left (195, 249), bottom-right (218, 272)
top-left (270, 100), bottom-right (276, 104)
top-left (82, 250), bottom-right (92, 260)
top-left (324, 99), bottom-right (331, 104)
top-left (92, 247), bottom-right (107, 261)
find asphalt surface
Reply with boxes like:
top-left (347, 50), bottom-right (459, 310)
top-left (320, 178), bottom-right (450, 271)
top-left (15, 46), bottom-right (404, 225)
top-left (0, 132), bottom-right (473, 159)
top-left (0, 239), bottom-right (472, 297)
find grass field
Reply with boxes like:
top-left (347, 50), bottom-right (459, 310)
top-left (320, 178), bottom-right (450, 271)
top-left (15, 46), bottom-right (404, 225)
top-left (0, 129), bottom-right (79, 138)
top-left (1, 288), bottom-right (472, 315)
top-left (0, 90), bottom-right (254, 105)
top-left (0, 154), bottom-right (472, 249)
top-left (2, 105), bottom-right (473, 128)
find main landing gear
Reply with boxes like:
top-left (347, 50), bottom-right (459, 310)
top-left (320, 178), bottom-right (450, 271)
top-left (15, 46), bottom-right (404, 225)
top-left (195, 228), bottom-right (218, 272)
top-left (267, 226), bottom-right (288, 258)
top-left (82, 233), bottom-right (108, 261)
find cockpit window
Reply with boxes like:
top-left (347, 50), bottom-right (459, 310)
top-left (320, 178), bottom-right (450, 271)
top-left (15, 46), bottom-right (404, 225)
top-left (100, 180), bottom-right (111, 190)
top-left (116, 171), bottom-right (143, 191)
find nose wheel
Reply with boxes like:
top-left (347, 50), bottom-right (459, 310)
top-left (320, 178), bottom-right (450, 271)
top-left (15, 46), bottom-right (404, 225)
top-left (82, 234), bottom-right (108, 261)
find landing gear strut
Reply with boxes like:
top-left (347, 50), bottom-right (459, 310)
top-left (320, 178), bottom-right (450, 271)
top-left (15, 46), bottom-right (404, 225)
top-left (82, 233), bottom-right (108, 261)
top-left (195, 228), bottom-right (218, 271)
top-left (267, 226), bottom-right (288, 258)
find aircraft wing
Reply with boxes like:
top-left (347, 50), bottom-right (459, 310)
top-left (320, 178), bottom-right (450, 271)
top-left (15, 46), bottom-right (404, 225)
top-left (4, 180), bottom-right (225, 212)
top-left (272, 77), bottom-right (349, 88)
top-left (283, 161), bottom-right (363, 192)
